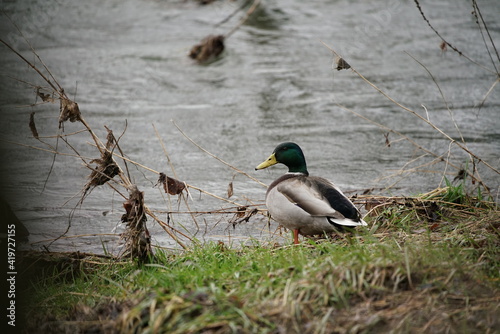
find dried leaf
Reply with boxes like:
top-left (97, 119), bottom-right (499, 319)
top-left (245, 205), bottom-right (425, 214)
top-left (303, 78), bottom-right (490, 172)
top-left (334, 56), bottom-right (351, 71)
top-left (440, 40), bottom-right (447, 52)
top-left (105, 128), bottom-right (115, 150)
top-left (36, 87), bottom-right (54, 102)
top-left (120, 186), bottom-right (152, 263)
top-left (29, 112), bottom-right (39, 139)
top-left (227, 181), bottom-right (234, 198)
top-left (158, 173), bottom-right (185, 195)
top-left (84, 151), bottom-right (120, 197)
top-left (59, 97), bottom-right (81, 128)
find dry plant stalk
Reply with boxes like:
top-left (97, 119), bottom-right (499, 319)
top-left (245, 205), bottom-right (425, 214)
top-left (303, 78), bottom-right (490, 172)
top-left (120, 186), bottom-right (153, 263)
top-left (1, 13), bottom-right (271, 257)
top-left (0, 34), bottom-right (197, 257)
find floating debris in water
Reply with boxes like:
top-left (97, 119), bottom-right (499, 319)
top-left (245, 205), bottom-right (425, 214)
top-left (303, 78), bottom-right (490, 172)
top-left (189, 0), bottom-right (261, 64)
top-left (189, 35), bottom-right (225, 64)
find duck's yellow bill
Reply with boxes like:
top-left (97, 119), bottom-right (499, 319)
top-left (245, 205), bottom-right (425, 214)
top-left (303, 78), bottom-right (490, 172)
top-left (255, 153), bottom-right (278, 170)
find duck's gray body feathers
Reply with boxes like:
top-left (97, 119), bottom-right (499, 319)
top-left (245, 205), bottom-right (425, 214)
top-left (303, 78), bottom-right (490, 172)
top-left (266, 174), bottom-right (366, 236)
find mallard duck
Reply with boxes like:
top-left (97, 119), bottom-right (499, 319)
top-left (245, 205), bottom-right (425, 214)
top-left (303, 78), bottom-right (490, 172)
top-left (255, 142), bottom-right (367, 244)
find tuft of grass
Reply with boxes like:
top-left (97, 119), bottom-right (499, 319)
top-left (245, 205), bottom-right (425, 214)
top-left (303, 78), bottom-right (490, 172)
top-left (21, 198), bottom-right (500, 333)
top-left (442, 176), bottom-right (467, 204)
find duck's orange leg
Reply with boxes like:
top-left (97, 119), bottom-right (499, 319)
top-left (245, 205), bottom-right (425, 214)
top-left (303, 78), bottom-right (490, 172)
top-left (293, 229), bottom-right (300, 244)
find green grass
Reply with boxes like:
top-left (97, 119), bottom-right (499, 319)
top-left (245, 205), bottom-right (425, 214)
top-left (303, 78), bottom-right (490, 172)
top-left (20, 195), bottom-right (500, 333)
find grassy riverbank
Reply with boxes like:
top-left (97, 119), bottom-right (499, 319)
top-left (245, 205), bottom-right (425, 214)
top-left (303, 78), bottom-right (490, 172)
top-left (19, 188), bottom-right (500, 333)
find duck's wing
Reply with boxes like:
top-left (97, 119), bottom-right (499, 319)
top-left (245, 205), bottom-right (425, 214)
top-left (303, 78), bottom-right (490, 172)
top-left (310, 176), bottom-right (362, 222)
top-left (276, 177), bottom-right (341, 219)
top-left (277, 176), bottom-right (362, 222)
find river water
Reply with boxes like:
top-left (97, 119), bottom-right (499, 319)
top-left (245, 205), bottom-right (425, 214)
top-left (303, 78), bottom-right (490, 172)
top-left (0, 0), bottom-right (499, 254)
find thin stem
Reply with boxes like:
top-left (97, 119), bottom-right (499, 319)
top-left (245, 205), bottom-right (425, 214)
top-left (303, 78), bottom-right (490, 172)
top-left (172, 120), bottom-right (267, 187)
top-left (225, 0), bottom-right (261, 39)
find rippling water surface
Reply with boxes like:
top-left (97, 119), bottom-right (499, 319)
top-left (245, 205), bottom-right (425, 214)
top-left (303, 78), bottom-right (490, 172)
top-left (1, 0), bottom-right (499, 253)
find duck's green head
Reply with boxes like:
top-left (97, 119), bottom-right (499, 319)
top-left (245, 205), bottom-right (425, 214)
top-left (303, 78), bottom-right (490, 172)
top-left (255, 142), bottom-right (309, 175)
